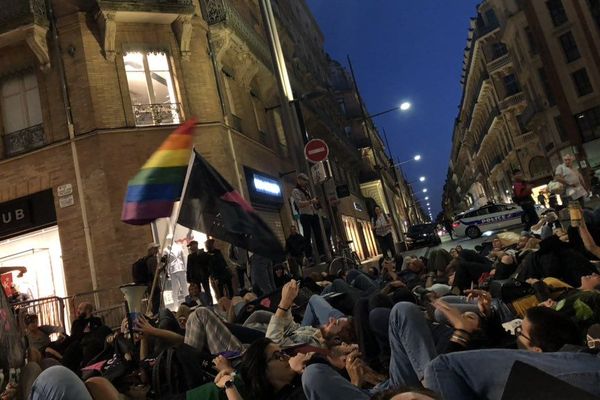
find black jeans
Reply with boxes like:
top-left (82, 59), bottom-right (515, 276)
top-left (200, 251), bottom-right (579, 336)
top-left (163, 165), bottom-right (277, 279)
top-left (377, 233), bottom-right (395, 259)
top-left (236, 267), bottom-right (247, 290)
top-left (215, 276), bottom-right (234, 298)
top-left (300, 214), bottom-right (325, 259)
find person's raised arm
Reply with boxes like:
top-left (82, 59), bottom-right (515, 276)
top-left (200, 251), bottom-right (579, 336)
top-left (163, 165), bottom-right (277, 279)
top-left (579, 219), bottom-right (600, 258)
top-left (135, 315), bottom-right (184, 345)
top-left (266, 281), bottom-right (299, 342)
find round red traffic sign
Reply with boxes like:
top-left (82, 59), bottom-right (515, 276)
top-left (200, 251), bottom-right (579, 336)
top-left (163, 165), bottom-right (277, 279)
top-left (304, 139), bottom-right (329, 163)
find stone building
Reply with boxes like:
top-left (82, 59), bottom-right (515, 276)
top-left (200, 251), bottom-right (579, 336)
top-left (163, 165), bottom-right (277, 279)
top-left (445, 0), bottom-right (600, 215)
top-left (0, 0), bottom-right (383, 304)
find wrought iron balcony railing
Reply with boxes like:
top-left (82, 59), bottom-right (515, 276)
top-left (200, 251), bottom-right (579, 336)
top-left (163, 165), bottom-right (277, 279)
top-left (132, 103), bottom-right (182, 126)
top-left (0, 0), bottom-right (48, 35)
top-left (204, 0), bottom-right (271, 68)
top-left (96, 0), bottom-right (194, 13)
top-left (3, 124), bottom-right (45, 157)
top-left (487, 53), bottom-right (510, 74)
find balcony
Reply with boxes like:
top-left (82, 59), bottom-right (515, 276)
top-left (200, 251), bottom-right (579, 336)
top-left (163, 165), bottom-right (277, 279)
top-left (132, 103), bottom-right (182, 126)
top-left (0, 0), bottom-right (49, 68)
top-left (487, 53), bottom-right (510, 74)
top-left (95, 0), bottom-right (195, 60)
top-left (519, 102), bottom-right (544, 130)
top-left (3, 124), bottom-right (45, 157)
top-left (499, 92), bottom-right (526, 112)
top-left (204, 0), bottom-right (271, 68)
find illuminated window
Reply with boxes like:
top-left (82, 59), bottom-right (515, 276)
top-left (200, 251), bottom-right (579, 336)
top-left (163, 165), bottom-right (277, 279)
top-left (1, 72), bottom-right (44, 156)
top-left (123, 51), bottom-right (180, 126)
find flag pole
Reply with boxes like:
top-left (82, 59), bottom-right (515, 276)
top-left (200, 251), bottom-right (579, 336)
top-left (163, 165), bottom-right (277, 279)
top-left (146, 148), bottom-right (196, 315)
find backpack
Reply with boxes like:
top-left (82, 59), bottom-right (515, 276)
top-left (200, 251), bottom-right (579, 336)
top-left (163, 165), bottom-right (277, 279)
top-left (151, 344), bottom-right (217, 398)
top-left (132, 257), bottom-right (150, 284)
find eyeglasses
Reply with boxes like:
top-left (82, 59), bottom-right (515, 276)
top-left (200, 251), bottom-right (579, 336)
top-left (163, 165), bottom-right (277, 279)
top-left (268, 350), bottom-right (290, 362)
top-left (514, 325), bottom-right (532, 343)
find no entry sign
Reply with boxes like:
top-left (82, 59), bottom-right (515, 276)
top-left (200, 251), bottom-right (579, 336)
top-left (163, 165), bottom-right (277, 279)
top-left (304, 139), bottom-right (329, 163)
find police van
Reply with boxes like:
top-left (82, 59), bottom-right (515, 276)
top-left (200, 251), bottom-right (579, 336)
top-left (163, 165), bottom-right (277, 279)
top-left (452, 203), bottom-right (544, 239)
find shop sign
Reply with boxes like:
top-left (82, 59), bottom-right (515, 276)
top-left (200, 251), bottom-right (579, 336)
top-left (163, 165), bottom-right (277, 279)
top-left (59, 195), bottom-right (75, 208)
top-left (244, 167), bottom-right (283, 209)
top-left (57, 183), bottom-right (73, 197)
top-left (0, 190), bottom-right (57, 240)
top-left (311, 162), bottom-right (327, 184)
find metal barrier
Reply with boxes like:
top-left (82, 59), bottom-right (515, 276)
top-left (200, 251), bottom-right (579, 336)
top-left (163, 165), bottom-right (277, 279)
top-left (11, 296), bottom-right (67, 334)
top-left (69, 286), bottom-right (128, 331)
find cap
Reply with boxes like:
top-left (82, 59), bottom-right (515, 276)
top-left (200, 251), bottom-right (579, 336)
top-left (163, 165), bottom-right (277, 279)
top-left (187, 240), bottom-right (198, 247)
top-left (147, 242), bottom-right (160, 250)
top-left (297, 173), bottom-right (309, 181)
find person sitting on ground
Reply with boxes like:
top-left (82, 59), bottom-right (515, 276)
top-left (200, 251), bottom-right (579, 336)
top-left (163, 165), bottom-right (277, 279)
top-left (424, 306), bottom-right (599, 400)
top-left (23, 314), bottom-right (64, 354)
top-left (274, 264), bottom-right (293, 288)
top-left (183, 282), bottom-right (210, 308)
top-left (267, 281), bottom-right (355, 348)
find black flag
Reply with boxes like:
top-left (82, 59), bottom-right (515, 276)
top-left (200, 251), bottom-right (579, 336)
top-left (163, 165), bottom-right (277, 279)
top-left (177, 150), bottom-right (284, 259)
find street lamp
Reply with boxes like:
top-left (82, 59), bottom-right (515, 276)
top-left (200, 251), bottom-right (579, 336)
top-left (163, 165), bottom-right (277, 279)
top-left (393, 154), bottom-right (422, 167)
top-left (422, 188), bottom-right (428, 193)
top-left (363, 101), bottom-right (413, 119)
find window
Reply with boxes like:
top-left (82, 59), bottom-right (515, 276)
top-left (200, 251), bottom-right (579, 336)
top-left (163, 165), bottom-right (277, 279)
top-left (538, 68), bottom-right (556, 106)
top-left (491, 42), bottom-right (508, 59)
top-left (123, 51), bottom-right (180, 126)
top-left (503, 74), bottom-right (521, 96)
top-left (546, 0), bottom-right (568, 26)
top-left (250, 91), bottom-right (268, 145)
top-left (337, 99), bottom-right (347, 115)
top-left (558, 32), bottom-right (580, 63)
top-left (588, 0), bottom-right (600, 30)
top-left (575, 106), bottom-right (600, 141)
top-left (485, 9), bottom-right (499, 27)
top-left (554, 116), bottom-right (569, 142)
top-left (524, 27), bottom-right (538, 54)
top-left (571, 68), bottom-right (593, 97)
top-left (1, 72), bottom-right (44, 156)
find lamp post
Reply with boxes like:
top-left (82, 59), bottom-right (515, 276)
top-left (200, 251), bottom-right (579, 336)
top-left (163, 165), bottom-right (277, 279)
top-left (393, 154), bottom-right (422, 168)
top-left (347, 55), bottom-right (413, 252)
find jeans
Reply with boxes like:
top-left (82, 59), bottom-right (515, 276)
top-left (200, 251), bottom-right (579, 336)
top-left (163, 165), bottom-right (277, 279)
top-left (425, 349), bottom-right (600, 400)
top-left (346, 270), bottom-right (379, 293)
top-left (30, 366), bottom-right (93, 400)
top-left (520, 201), bottom-right (540, 231)
top-left (377, 232), bottom-right (396, 259)
top-left (170, 271), bottom-right (188, 303)
top-left (383, 302), bottom-right (453, 388)
top-left (300, 214), bottom-right (325, 259)
top-left (303, 363), bottom-right (370, 400)
top-left (301, 295), bottom-right (344, 327)
top-left (236, 267), bottom-right (247, 291)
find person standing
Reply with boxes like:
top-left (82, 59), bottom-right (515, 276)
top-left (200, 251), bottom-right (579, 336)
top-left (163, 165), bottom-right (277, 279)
top-left (132, 243), bottom-right (163, 315)
top-left (285, 225), bottom-right (306, 279)
top-left (228, 244), bottom-right (250, 292)
top-left (186, 240), bottom-right (212, 305)
top-left (249, 253), bottom-right (276, 296)
top-left (554, 154), bottom-right (588, 207)
top-left (291, 173), bottom-right (325, 263)
top-left (537, 191), bottom-right (547, 207)
top-left (205, 239), bottom-right (233, 299)
top-left (512, 169), bottom-right (540, 231)
top-left (164, 239), bottom-right (188, 305)
top-left (443, 219), bottom-right (454, 240)
top-left (373, 206), bottom-right (395, 259)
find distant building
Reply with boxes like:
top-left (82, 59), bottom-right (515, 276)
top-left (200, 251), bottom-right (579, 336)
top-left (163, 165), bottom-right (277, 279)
top-left (445, 0), bottom-right (600, 215)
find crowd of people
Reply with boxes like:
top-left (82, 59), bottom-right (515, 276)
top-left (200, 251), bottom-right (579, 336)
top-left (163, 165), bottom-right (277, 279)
top-left (3, 164), bottom-right (600, 399)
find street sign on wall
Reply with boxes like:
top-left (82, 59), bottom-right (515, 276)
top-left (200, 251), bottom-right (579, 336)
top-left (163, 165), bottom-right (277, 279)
top-left (304, 139), bottom-right (329, 163)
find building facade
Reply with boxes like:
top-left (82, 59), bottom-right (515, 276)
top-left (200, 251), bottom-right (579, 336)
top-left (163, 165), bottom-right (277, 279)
top-left (0, 0), bottom-right (393, 304)
top-left (445, 0), bottom-right (600, 216)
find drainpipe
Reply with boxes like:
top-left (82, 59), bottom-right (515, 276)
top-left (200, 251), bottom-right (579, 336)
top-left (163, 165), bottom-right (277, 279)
top-left (48, 1), bottom-right (99, 301)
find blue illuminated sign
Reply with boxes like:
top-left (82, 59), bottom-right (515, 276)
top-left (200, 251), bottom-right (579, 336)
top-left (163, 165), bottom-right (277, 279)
top-left (244, 167), bottom-right (283, 209)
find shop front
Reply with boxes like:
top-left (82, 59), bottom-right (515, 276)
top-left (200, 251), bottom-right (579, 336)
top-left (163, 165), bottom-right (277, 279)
top-left (0, 190), bottom-right (66, 301)
top-left (338, 196), bottom-right (378, 261)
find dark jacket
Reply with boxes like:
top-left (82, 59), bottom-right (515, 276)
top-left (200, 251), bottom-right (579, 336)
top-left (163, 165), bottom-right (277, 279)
top-left (517, 235), bottom-right (596, 287)
top-left (207, 249), bottom-right (231, 279)
top-left (187, 250), bottom-right (210, 284)
top-left (285, 234), bottom-right (306, 258)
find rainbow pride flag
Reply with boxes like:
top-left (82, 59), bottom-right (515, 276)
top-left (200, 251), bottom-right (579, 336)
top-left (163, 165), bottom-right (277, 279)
top-left (121, 120), bottom-right (195, 225)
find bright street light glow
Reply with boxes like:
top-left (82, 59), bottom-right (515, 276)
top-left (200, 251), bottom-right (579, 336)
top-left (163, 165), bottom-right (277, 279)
top-left (419, 176), bottom-right (426, 182)
top-left (414, 154), bottom-right (422, 161)
top-left (427, 203), bottom-right (430, 206)
top-left (400, 102), bottom-right (412, 111)
top-left (422, 188), bottom-right (428, 193)
top-left (425, 196), bottom-right (429, 200)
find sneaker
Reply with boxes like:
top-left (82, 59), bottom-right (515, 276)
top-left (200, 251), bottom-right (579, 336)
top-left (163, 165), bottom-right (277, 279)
top-left (587, 324), bottom-right (600, 350)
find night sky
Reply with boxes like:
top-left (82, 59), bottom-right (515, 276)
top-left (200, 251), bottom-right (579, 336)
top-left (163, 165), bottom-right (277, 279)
top-left (306, 0), bottom-right (481, 219)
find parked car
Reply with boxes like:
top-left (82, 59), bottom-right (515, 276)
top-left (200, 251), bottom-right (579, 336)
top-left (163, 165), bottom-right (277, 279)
top-left (405, 223), bottom-right (441, 249)
top-left (453, 203), bottom-right (545, 239)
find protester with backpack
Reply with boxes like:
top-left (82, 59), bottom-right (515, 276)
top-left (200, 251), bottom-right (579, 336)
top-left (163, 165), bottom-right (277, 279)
top-left (132, 243), bottom-right (163, 315)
